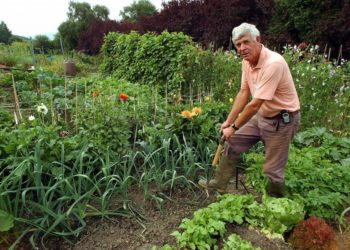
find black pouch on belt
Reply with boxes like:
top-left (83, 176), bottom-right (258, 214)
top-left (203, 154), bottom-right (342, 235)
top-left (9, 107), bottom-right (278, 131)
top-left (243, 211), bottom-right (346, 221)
top-left (280, 110), bottom-right (291, 124)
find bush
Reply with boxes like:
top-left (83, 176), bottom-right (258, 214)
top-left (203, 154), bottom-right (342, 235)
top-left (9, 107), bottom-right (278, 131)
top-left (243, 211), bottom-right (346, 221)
top-left (289, 216), bottom-right (338, 250)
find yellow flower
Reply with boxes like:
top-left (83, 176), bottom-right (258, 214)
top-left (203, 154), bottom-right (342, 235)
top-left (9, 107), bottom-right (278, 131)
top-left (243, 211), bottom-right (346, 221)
top-left (181, 110), bottom-right (192, 118)
top-left (229, 98), bottom-right (234, 104)
top-left (192, 107), bottom-right (202, 115)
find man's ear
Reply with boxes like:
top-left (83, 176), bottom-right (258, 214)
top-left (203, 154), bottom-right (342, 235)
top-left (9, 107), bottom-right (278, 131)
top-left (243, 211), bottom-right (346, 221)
top-left (256, 36), bottom-right (261, 43)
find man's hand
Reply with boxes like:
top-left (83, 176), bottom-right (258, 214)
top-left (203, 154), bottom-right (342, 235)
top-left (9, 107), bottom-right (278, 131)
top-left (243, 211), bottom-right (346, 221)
top-left (222, 126), bottom-right (236, 140)
top-left (220, 121), bottom-right (231, 132)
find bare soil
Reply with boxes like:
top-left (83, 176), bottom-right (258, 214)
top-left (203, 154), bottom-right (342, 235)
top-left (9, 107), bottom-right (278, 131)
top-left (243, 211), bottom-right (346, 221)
top-left (8, 181), bottom-right (350, 250)
top-left (43, 182), bottom-right (294, 250)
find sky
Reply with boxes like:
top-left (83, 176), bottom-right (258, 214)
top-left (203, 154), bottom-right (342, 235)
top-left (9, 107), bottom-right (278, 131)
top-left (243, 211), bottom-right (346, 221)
top-left (0, 0), bottom-right (168, 38)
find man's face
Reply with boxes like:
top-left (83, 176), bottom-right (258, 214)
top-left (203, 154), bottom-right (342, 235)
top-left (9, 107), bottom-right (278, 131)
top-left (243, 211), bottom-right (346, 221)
top-left (234, 33), bottom-right (261, 65)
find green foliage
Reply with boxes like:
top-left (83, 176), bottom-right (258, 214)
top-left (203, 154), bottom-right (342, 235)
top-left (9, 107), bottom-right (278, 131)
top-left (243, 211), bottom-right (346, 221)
top-left (0, 21), bottom-right (12, 44)
top-left (222, 234), bottom-right (260, 250)
top-left (169, 194), bottom-right (303, 249)
top-left (0, 209), bottom-right (14, 232)
top-left (245, 127), bottom-right (350, 220)
top-left (120, 0), bottom-right (157, 23)
top-left (284, 47), bottom-right (350, 133)
top-left (0, 41), bottom-right (33, 68)
top-left (33, 35), bottom-right (54, 53)
top-left (171, 194), bottom-right (255, 249)
top-left (182, 48), bottom-right (241, 101)
top-left (268, 0), bottom-right (340, 43)
top-left (101, 31), bottom-right (194, 94)
top-left (58, 1), bottom-right (110, 50)
top-left (101, 31), bottom-right (241, 101)
top-left (247, 197), bottom-right (304, 237)
top-left (0, 107), bottom-right (13, 129)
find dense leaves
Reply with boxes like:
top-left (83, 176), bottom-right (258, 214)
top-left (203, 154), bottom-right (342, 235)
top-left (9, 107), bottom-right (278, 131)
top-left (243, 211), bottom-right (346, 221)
top-left (100, 31), bottom-right (194, 94)
top-left (245, 128), bottom-right (350, 220)
top-left (0, 21), bottom-right (12, 44)
top-left (119, 0), bottom-right (157, 23)
top-left (58, 2), bottom-right (110, 51)
top-left (139, 0), bottom-right (273, 49)
top-left (289, 216), bottom-right (338, 250)
top-left (269, 0), bottom-right (350, 57)
top-left (78, 19), bottom-right (137, 55)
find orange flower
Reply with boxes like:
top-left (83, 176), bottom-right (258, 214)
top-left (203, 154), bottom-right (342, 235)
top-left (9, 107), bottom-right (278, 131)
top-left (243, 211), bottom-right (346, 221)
top-left (92, 91), bottom-right (99, 97)
top-left (119, 93), bottom-right (128, 101)
top-left (192, 107), bottom-right (202, 115)
top-left (181, 110), bottom-right (192, 118)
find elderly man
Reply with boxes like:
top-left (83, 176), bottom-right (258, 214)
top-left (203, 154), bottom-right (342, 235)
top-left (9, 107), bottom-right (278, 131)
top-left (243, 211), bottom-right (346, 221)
top-left (199, 23), bottom-right (300, 197)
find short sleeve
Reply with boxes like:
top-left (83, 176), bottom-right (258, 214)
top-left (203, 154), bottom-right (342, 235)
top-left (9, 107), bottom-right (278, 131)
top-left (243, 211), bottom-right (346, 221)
top-left (254, 62), bottom-right (284, 100)
top-left (240, 62), bottom-right (249, 90)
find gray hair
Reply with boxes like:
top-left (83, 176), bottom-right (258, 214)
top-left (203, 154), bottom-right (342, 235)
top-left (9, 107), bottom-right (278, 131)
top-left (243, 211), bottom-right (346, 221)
top-left (232, 23), bottom-right (260, 42)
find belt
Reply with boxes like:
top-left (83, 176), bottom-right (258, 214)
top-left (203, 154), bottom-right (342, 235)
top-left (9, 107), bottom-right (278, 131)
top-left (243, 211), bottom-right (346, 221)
top-left (264, 110), bottom-right (299, 119)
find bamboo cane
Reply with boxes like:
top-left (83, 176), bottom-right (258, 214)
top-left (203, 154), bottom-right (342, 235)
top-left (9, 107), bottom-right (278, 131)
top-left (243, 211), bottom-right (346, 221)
top-left (49, 78), bottom-right (54, 124)
top-left (64, 77), bottom-right (67, 123)
top-left (75, 80), bottom-right (78, 132)
top-left (11, 74), bottom-right (22, 121)
top-left (337, 45), bottom-right (343, 65)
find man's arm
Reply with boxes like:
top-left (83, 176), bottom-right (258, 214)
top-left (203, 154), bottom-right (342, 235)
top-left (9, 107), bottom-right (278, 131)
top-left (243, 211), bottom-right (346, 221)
top-left (221, 88), bottom-right (250, 130)
top-left (234, 98), bottom-right (264, 128)
top-left (222, 97), bottom-right (265, 140)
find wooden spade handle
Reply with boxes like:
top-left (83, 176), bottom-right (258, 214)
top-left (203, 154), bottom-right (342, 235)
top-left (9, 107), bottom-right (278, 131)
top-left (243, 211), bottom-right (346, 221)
top-left (211, 139), bottom-right (225, 167)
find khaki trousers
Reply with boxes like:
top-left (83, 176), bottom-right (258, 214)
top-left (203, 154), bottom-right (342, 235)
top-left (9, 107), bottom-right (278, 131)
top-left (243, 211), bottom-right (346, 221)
top-left (224, 112), bottom-right (300, 183)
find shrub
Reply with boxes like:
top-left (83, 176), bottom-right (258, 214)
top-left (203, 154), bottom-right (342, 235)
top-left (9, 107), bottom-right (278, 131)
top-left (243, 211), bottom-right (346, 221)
top-left (288, 216), bottom-right (339, 250)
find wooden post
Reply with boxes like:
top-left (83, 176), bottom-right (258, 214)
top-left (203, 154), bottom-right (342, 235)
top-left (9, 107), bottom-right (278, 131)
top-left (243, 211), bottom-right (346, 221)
top-left (64, 77), bottom-right (67, 123)
top-left (337, 45), bottom-right (343, 65)
top-left (11, 74), bottom-right (22, 121)
top-left (84, 80), bottom-right (87, 111)
top-left (30, 38), bottom-right (36, 66)
top-left (323, 44), bottom-right (328, 61)
top-left (153, 86), bottom-right (157, 123)
top-left (75, 80), bottom-right (78, 130)
top-left (190, 81), bottom-right (193, 106)
top-left (49, 78), bottom-right (54, 124)
top-left (165, 81), bottom-right (168, 123)
top-left (328, 48), bottom-right (332, 62)
top-left (13, 111), bottom-right (18, 126)
top-left (60, 36), bottom-right (65, 59)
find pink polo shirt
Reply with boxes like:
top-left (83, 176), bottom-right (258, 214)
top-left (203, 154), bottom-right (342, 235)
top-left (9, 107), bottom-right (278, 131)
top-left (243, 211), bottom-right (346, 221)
top-left (241, 46), bottom-right (300, 117)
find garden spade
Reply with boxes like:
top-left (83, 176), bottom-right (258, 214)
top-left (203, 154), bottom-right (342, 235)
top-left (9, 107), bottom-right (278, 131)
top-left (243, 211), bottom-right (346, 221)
top-left (206, 138), bottom-right (225, 189)
top-left (211, 138), bottom-right (225, 167)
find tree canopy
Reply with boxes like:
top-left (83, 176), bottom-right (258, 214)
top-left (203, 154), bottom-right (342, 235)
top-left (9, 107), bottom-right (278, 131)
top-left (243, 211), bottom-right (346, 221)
top-left (120, 0), bottom-right (157, 23)
top-left (58, 1), bottom-right (110, 51)
top-left (0, 21), bottom-right (12, 44)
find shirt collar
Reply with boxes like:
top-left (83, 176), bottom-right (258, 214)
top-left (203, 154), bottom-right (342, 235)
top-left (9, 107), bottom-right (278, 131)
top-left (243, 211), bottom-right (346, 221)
top-left (250, 45), bottom-right (265, 70)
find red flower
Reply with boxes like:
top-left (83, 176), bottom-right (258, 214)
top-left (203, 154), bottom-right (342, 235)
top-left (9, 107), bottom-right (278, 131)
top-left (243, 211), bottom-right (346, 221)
top-left (59, 131), bottom-right (71, 137)
top-left (92, 91), bottom-right (99, 97)
top-left (119, 93), bottom-right (128, 101)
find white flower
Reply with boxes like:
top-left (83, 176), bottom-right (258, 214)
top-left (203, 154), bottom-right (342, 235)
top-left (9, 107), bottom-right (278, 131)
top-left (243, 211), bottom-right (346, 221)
top-left (37, 103), bottom-right (48, 115)
top-left (28, 115), bottom-right (35, 121)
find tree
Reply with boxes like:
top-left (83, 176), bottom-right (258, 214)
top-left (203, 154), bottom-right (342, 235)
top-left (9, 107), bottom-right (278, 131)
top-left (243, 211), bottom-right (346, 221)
top-left (33, 35), bottom-right (54, 53)
top-left (139, 0), bottom-right (273, 49)
top-left (120, 0), bottom-right (157, 23)
top-left (93, 5), bottom-right (110, 20)
top-left (78, 20), bottom-right (137, 55)
top-left (0, 21), bottom-right (12, 44)
top-left (58, 1), bottom-right (110, 51)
